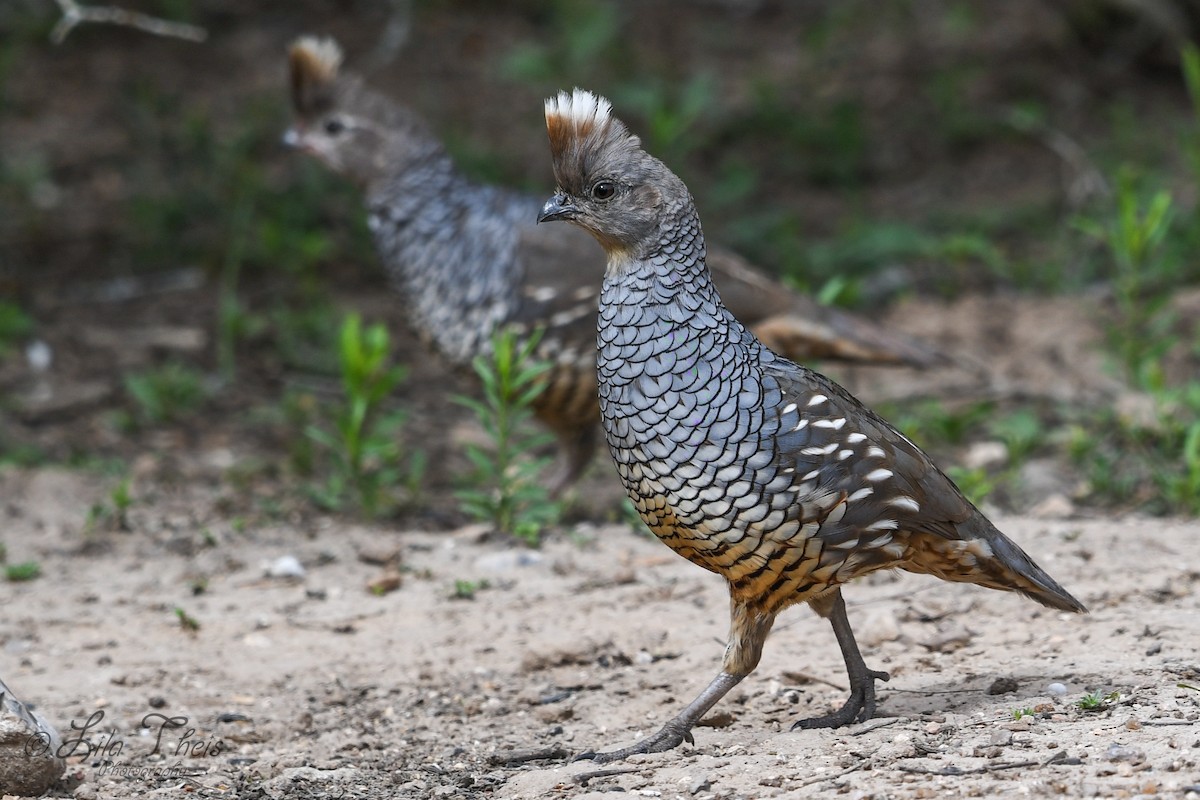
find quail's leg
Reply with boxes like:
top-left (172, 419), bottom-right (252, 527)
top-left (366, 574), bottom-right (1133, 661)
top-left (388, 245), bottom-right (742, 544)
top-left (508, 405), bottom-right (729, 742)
top-left (546, 425), bottom-right (598, 499)
top-left (575, 672), bottom-right (743, 764)
top-left (578, 600), bottom-right (775, 763)
top-left (793, 589), bottom-right (890, 730)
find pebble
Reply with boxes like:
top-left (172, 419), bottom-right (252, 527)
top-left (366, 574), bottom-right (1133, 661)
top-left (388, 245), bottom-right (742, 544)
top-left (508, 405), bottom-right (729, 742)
top-left (859, 609), bottom-right (901, 647)
top-left (987, 677), bottom-right (1019, 695)
top-left (26, 340), bottom-right (53, 372)
top-left (474, 551), bottom-right (544, 571)
top-left (266, 555), bottom-right (305, 579)
top-left (1047, 682), bottom-right (1068, 696)
top-left (0, 678), bottom-right (65, 796)
top-left (1105, 742), bottom-right (1144, 762)
top-left (964, 441), bottom-right (1008, 469)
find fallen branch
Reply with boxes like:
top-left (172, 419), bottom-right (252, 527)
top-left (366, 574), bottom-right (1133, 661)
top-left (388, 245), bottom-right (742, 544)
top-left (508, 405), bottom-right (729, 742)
top-left (849, 717), bottom-right (904, 736)
top-left (487, 745), bottom-right (570, 766)
top-left (51, 0), bottom-right (207, 44)
top-left (898, 749), bottom-right (1071, 777)
top-left (795, 757), bottom-right (871, 788)
top-left (572, 766), bottom-right (640, 786)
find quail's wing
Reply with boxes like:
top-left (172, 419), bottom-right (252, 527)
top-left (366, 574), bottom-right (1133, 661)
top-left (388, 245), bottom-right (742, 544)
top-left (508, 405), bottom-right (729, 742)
top-left (761, 358), bottom-right (973, 550)
top-left (760, 358), bottom-right (1086, 609)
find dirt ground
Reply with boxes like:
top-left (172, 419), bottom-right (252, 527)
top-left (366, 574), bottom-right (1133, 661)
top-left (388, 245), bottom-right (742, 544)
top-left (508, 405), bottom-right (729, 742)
top-left (2, 465), bottom-right (1199, 799)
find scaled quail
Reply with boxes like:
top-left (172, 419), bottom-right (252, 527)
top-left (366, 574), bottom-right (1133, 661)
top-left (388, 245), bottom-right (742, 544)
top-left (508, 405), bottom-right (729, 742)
top-left (285, 37), bottom-right (945, 493)
top-left (537, 89), bottom-right (1085, 763)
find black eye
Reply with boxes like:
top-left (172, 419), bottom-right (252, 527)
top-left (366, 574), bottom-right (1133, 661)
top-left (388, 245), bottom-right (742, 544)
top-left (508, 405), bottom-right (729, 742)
top-left (324, 118), bottom-right (346, 135)
top-left (591, 180), bottom-right (616, 201)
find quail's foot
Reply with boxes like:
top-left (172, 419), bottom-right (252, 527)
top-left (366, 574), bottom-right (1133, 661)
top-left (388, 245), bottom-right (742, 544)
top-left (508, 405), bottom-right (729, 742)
top-left (575, 719), bottom-right (695, 764)
top-left (792, 668), bottom-right (890, 730)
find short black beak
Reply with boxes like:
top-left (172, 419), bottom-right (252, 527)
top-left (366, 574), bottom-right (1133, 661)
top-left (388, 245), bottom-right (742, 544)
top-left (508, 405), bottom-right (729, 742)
top-left (537, 192), bottom-right (577, 224)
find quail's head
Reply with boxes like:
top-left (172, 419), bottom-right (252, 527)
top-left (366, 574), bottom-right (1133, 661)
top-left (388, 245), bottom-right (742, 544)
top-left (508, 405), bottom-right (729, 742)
top-left (285, 36), bottom-right (437, 186)
top-left (538, 89), bottom-right (688, 261)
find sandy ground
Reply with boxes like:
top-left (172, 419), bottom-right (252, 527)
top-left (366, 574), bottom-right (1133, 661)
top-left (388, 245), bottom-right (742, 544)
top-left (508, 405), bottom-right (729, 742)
top-left (2, 466), bottom-right (1198, 800)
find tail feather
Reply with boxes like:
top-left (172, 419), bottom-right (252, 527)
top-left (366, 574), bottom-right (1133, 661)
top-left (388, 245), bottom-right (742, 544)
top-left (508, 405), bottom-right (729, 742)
top-left (984, 531), bottom-right (1087, 613)
top-left (961, 514), bottom-right (1087, 613)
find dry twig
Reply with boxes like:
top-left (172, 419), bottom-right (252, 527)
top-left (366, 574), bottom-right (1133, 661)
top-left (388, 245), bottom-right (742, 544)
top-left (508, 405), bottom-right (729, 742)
top-left (50, 0), bottom-right (207, 44)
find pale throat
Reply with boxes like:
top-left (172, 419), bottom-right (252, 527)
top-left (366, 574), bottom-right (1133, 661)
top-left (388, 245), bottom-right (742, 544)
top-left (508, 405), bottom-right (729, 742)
top-left (603, 247), bottom-right (638, 278)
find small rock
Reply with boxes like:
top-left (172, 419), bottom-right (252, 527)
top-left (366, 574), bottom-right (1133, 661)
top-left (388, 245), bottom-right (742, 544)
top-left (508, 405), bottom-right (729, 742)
top-left (474, 551), bottom-right (544, 572)
top-left (1105, 743), bottom-right (1144, 762)
top-left (1047, 682), bottom-right (1068, 696)
top-left (1126, 718), bottom-right (1142, 731)
top-left (367, 572), bottom-right (403, 596)
top-left (964, 441), bottom-right (1007, 470)
top-left (697, 711), bottom-right (735, 729)
top-left (989, 729), bottom-right (1013, 747)
top-left (356, 543), bottom-right (403, 567)
top-left (266, 555), bottom-right (305, 579)
top-left (920, 624), bottom-right (972, 652)
top-left (859, 609), bottom-right (901, 647)
top-left (987, 677), bottom-right (1019, 695)
top-left (25, 340), bottom-right (52, 372)
top-left (148, 696), bottom-right (167, 709)
top-left (1114, 392), bottom-right (1160, 430)
top-left (1029, 493), bottom-right (1075, 519)
top-left (0, 678), bottom-right (65, 796)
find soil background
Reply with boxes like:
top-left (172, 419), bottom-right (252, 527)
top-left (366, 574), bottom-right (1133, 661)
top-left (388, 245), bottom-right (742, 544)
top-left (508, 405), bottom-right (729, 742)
top-left (1, 2), bottom-right (1199, 798)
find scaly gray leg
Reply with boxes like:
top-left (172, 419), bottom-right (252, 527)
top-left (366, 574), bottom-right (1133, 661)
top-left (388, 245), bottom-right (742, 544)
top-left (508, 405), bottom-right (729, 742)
top-left (577, 600), bottom-right (775, 763)
top-left (792, 588), bottom-right (889, 730)
top-left (575, 672), bottom-right (743, 764)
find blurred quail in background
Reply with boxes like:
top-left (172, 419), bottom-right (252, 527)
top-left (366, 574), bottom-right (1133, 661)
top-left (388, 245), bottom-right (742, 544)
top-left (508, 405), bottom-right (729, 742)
top-left (538, 89), bottom-right (1085, 763)
top-left (286, 37), bottom-right (945, 494)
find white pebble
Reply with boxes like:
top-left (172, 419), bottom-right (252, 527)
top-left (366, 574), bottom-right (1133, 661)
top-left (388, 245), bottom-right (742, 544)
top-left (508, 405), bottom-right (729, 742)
top-left (1047, 682), bottom-right (1068, 696)
top-left (25, 340), bottom-right (52, 372)
top-left (266, 555), bottom-right (306, 579)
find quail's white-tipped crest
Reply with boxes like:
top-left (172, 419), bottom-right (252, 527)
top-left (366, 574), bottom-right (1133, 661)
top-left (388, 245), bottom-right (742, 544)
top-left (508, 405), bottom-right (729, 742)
top-left (290, 35), bottom-right (344, 116)
top-left (544, 88), bottom-right (639, 189)
top-left (544, 89), bottom-right (612, 135)
top-left (290, 36), bottom-right (343, 84)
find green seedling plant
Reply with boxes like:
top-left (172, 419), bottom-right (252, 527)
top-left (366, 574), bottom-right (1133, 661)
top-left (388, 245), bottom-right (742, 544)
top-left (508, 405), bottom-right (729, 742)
top-left (86, 478), bottom-right (134, 532)
top-left (1011, 707), bottom-right (1034, 720)
top-left (122, 362), bottom-right (207, 426)
top-left (0, 300), bottom-right (32, 354)
top-left (306, 314), bottom-right (422, 517)
top-left (5, 561), bottom-right (40, 582)
top-left (1180, 43), bottom-right (1200, 184)
top-left (174, 606), bottom-right (200, 632)
top-left (455, 329), bottom-right (561, 545)
top-left (1078, 690), bottom-right (1120, 712)
top-left (451, 578), bottom-right (490, 600)
top-left (1076, 169), bottom-right (1175, 387)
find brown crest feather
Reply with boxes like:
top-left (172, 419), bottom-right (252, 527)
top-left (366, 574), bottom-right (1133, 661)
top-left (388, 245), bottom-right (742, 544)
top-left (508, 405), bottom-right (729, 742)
top-left (289, 36), bottom-right (343, 117)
